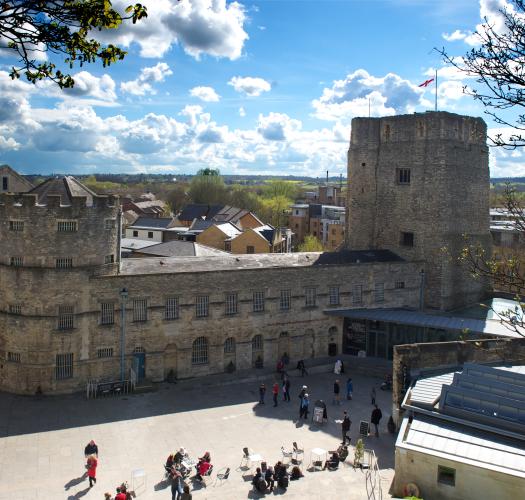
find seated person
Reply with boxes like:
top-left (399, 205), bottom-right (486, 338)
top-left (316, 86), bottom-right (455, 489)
top-left (199, 451), bottom-right (211, 463)
top-left (290, 465), bottom-right (303, 480)
top-left (337, 444), bottom-right (349, 462)
top-left (323, 451), bottom-right (340, 470)
top-left (252, 467), bottom-right (266, 492)
top-left (195, 459), bottom-right (211, 481)
top-left (265, 466), bottom-right (275, 491)
top-left (166, 452), bottom-right (176, 471)
top-left (174, 447), bottom-right (186, 464)
top-left (274, 461), bottom-right (286, 480)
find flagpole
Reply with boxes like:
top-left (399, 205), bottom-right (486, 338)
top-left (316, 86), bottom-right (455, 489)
top-left (435, 69), bottom-right (438, 112)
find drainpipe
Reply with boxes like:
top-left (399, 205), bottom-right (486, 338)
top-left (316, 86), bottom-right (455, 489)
top-left (419, 270), bottom-right (425, 311)
top-left (119, 288), bottom-right (128, 382)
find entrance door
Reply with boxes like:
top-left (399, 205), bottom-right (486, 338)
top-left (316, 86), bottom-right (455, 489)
top-left (133, 352), bottom-right (146, 380)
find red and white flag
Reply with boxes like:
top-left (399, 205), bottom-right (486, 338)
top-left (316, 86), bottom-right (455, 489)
top-left (418, 78), bottom-right (434, 88)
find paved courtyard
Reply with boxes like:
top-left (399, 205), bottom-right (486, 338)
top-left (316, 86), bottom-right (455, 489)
top-left (0, 368), bottom-right (395, 499)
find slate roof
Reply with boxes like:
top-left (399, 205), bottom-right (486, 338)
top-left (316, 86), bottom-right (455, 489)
top-left (29, 176), bottom-right (97, 205)
top-left (132, 240), bottom-right (228, 257)
top-left (179, 204), bottom-right (222, 222)
top-left (129, 217), bottom-right (175, 229)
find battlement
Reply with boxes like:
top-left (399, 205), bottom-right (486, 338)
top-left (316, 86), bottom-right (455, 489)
top-left (0, 192), bottom-right (118, 209)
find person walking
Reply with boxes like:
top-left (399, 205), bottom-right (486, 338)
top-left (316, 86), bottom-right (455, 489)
top-left (86, 454), bottom-right (97, 488)
top-left (370, 387), bottom-right (376, 405)
top-left (283, 376), bottom-right (291, 402)
top-left (170, 469), bottom-right (183, 500)
top-left (299, 394), bottom-right (309, 419)
top-left (346, 377), bottom-right (353, 400)
top-left (297, 359), bottom-right (308, 377)
top-left (272, 381), bottom-right (279, 407)
top-left (371, 405), bottom-right (383, 437)
top-left (333, 380), bottom-right (341, 405)
top-left (341, 411), bottom-right (352, 445)
top-left (259, 383), bottom-right (266, 404)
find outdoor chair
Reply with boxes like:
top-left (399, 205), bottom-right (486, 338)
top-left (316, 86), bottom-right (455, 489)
top-left (240, 447), bottom-right (263, 469)
top-left (292, 442), bottom-right (304, 463)
top-left (215, 467), bottom-right (230, 486)
top-left (281, 446), bottom-right (294, 463)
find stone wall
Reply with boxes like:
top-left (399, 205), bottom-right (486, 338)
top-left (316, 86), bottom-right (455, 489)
top-left (346, 111), bottom-right (492, 310)
top-left (0, 257), bottom-right (421, 394)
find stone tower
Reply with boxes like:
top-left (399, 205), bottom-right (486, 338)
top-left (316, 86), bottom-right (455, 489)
top-left (346, 111), bottom-right (491, 310)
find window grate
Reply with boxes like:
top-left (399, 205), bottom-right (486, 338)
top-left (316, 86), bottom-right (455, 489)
top-left (397, 168), bottom-right (411, 184)
top-left (253, 291), bottom-right (265, 312)
top-left (252, 334), bottom-right (263, 351)
top-left (195, 295), bottom-right (209, 318)
top-left (280, 289), bottom-right (291, 310)
top-left (57, 220), bottom-right (78, 232)
top-left (224, 337), bottom-right (236, 354)
top-left (9, 220), bottom-right (24, 231)
top-left (192, 336), bottom-right (209, 364)
top-left (56, 258), bottom-right (73, 269)
top-left (165, 297), bottom-right (179, 320)
top-left (58, 305), bottom-right (74, 330)
top-left (104, 254), bottom-right (114, 264)
top-left (225, 293), bottom-right (238, 315)
top-left (305, 287), bottom-right (317, 307)
top-left (329, 286), bottom-right (340, 305)
top-left (352, 284), bottom-right (363, 304)
top-left (133, 299), bottom-right (148, 322)
top-left (374, 283), bottom-right (385, 303)
top-left (104, 219), bottom-right (116, 230)
top-left (10, 256), bottom-right (23, 267)
top-left (7, 351), bottom-right (21, 363)
top-left (395, 281), bottom-right (405, 289)
top-left (97, 347), bottom-right (114, 358)
top-left (100, 302), bottom-right (114, 325)
top-left (55, 353), bottom-right (73, 379)
top-left (9, 304), bottom-right (21, 315)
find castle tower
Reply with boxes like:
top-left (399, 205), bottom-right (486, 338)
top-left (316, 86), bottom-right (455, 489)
top-left (346, 111), bottom-right (491, 310)
top-left (0, 176), bottom-right (120, 270)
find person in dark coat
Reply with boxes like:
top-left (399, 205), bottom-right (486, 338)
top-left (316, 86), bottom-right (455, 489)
top-left (84, 440), bottom-right (98, 457)
top-left (333, 380), bottom-right (341, 405)
top-left (296, 359), bottom-right (308, 376)
top-left (259, 383), bottom-right (266, 404)
top-left (341, 411), bottom-right (351, 444)
top-left (265, 465), bottom-right (275, 491)
top-left (299, 394), bottom-right (309, 419)
top-left (371, 405), bottom-right (383, 437)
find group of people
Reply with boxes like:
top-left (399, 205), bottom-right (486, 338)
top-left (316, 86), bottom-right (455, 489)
top-left (322, 444), bottom-right (349, 471)
top-left (165, 448), bottom-right (212, 499)
top-left (252, 461), bottom-right (303, 493)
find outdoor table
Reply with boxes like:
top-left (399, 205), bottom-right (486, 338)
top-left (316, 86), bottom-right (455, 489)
top-left (310, 447), bottom-right (327, 471)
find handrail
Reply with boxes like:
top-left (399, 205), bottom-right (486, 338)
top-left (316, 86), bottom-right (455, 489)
top-left (364, 448), bottom-right (383, 500)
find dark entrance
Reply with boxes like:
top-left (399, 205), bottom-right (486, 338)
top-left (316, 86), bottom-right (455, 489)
top-left (133, 351), bottom-right (146, 380)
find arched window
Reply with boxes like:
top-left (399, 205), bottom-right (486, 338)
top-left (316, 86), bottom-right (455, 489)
top-left (192, 337), bottom-right (208, 365)
top-left (224, 337), bottom-right (236, 354)
top-left (252, 334), bottom-right (263, 352)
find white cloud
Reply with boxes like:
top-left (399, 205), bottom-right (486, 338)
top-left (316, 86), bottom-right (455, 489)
top-left (228, 76), bottom-right (271, 96)
top-left (60, 72), bottom-right (117, 102)
top-left (190, 86), bottom-right (220, 102)
top-left (312, 69), bottom-right (424, 122)
top-left (0, 136), bottom-right (20, 150)
top-left (98, 0), bottom-right (248, 60)
top-left (442, 29), bottom-right (470, 42)
top-left (257, 112), bottom-right (301, 141)
top-left (239, 106), bottom-right (246, 117)
top-left (120, 62), bottom-right (172, 96)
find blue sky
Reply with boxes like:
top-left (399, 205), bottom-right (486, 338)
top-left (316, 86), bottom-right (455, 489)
top-left (0, 0), bottom-right (521, 177)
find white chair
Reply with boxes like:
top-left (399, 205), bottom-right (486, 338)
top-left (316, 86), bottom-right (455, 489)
top-left (240, 447), bottom-right (263, 470)
top-left (281, 445), bottom-right (294, 463)
top-left (131, 468), bottom-right (146, 492)
top-left (292, 442), bottom-right (304, 463)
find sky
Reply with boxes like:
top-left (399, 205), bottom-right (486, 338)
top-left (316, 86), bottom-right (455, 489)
top-left (0, 0), bottom-right (522, 177)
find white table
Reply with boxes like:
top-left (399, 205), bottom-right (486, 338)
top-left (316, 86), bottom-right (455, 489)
top-left (310, 448), bottom-right (327, 471)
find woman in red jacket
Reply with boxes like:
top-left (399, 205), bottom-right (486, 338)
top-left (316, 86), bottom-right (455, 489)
top-left (87, 454), bottom-right (98, 487)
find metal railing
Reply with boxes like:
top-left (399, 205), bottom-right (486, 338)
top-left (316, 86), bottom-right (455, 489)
top-left (364, 449), bottom-right (383, 500)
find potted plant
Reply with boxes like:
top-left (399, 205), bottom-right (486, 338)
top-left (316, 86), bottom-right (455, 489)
top-left (353, 438), bottom-right (364, 469)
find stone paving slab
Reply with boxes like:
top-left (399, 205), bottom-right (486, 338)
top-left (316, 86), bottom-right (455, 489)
top-left (0, 369), bottom-right (395, 499)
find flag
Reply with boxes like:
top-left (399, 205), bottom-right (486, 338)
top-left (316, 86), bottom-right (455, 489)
top-left (419, 78), bottom-right (434, 88)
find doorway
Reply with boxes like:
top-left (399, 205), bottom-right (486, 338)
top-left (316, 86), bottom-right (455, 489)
top-left (133, 347), bottom-right (146, 381)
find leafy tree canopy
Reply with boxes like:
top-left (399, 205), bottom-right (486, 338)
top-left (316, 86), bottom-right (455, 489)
top-left (297, 235), bottom-right (324, 252)
top-left (188, 168), bottom-right (228, 205)
top-left (1, 0), bottom-right (148, 88)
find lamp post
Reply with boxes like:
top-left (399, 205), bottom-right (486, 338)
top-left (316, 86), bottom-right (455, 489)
top-left (119, 287), bottom-right (128, 382)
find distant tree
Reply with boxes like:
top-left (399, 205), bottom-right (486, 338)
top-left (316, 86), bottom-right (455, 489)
top-left (262, 180), bottom-right (300, 200)
top-left (1, 1), bottom-right (148, 88)
top-left (228, 185), bottom-right (262, 213)
top-left (165, 184), bottom-right (189, 214)
top-left (297, 235), bottom-right (324, 252)
top-left (259, 195), bottom-right (290, 227)
top-left (188, 168), bottom-right (229, 205)
top-left (439, 0), bottom-right (525, 148)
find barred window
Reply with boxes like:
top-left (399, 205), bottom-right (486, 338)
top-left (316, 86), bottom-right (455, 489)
top-left (395, 281), bottom-right (405, 289)
top-left (374, 283), bottom-right (385, 303)
top-left (352, 284), bottom-right (363, 304)
top-left (57, 220), bottom-right (78, 232)
top-left (224, 336), bottom-right (236, 354)
top-left (329, 286), bottom-right (340, 305)
top-left (133, 299), bottom-right (148, 322)
top-left (56, 258), bottom-right (72, 269)
top-left (97, 347), bottom-right (114, 358)
top-left (253, 291), bottom-right (265, 312)
top-left (397, 168), bottom-right (411, 184)
top-left (100, 302), bottom-right (114, 325)
top-left (192, 336), bottom-right (209, 365)
top-left (133, 230), bottom-right (138, 237)
top-left (10, 256), bottom-right (23, 267)
top-left (105, 219), bottom-right (116, 230)
top-left (195, 295), bottom-right (209, 318)
top-left (9, 220), bottom-right (24, 231)
top-left (252, 334), bottom-right (263, 351)
top-left (225, 292), bottom-right (238, 315)
top-left (7, 351), bottom-right (20, 363)
top-left (165, 297), bottom-right (179, 320)
top-left (280, 289), bottom-right (291, 311)
top-left (305, 287), bottom-right (317, 307)
top-left (55, 353), bottom-right (73, 380)
top-left (58, 305), bottom-right (74, 330)
top-left (9, 304), bottom-right (21, 315)
top-left (104, 254), bottom-right (114, 264)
